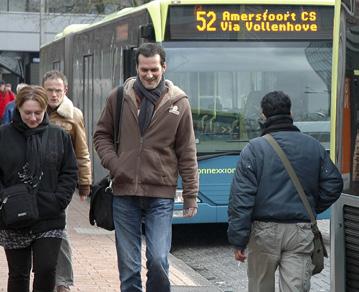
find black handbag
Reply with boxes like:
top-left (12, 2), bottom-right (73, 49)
top-left (89, 86), bottom-right (123, 231)
top-left (89, 176), bottom-right (114, 231)
top-left (264, 134), bottom-right (328, 275)
top-left (0, 184), bottom-right (39, 229)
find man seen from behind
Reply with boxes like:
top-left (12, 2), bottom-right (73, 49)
top-left (228, 91), bottom-right (343, 292)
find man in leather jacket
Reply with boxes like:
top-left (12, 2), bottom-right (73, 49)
top-left (42, 70), bottom-right (92, 292)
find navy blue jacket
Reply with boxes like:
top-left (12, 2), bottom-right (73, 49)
top-left (1, 100), bottom-right (14, 125)
top-left (227, 131), bottom-right (343, 249)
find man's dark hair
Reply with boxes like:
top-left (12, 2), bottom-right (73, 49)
top-left (261, 91), bottom-right (291, 118)
top-left (136, 43), bottom-right (166, 66)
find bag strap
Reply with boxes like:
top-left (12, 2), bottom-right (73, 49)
top-left (41, 128), bottom-right (49, 164)
top-left (114, 86), bottom-right (124, 152)
top-left (34, 128), bottom-right (49, 190)
top-left (263, 134), bottom-right (316, 224)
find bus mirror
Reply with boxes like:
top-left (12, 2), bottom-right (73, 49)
top-left (123, 47), bottom-right (137, 80)
top-left (139, 24), bottom-right (155, 41)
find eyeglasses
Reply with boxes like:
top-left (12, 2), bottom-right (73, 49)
top-left (46, 88), bottom-right (63, 94)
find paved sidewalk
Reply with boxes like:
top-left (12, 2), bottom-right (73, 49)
top-left (170, 219), bottom-right (332, 292)
top-left (0, 195), bottom-right (219, 292)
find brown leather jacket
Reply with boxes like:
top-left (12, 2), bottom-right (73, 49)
top-left (48, 96), bottom-right (92, 187)
top-left (93, 78), bottom-right (199, 209)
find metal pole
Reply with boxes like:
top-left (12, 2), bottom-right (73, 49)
top-left (40, 0), bottom-right (46, 48)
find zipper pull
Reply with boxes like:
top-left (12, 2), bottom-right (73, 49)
top-left (105, 179), bottom-right (113, 192)
top-left (0, 196), bottom-right (8, 210)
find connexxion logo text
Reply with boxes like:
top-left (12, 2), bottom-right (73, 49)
top-left (198, 168), bottom-right (236, 175)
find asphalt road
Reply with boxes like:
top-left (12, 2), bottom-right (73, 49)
top-left (171, 223), bottom-right (330, 292)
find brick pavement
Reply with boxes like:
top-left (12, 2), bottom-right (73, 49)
top-left (0, 195), bottom-right (219, 292)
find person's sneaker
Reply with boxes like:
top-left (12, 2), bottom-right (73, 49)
top-left (56, 286), bottom-right (70, 292)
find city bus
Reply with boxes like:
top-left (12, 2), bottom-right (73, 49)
top-left (40, 0), bottom-right (334, 224)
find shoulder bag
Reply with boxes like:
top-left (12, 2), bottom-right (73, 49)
top-left (0, 184), bottom-right (39, 229)
top-left (89, 86), bottom-right (124, 231)
top-left (264, 134), bottom-right (328, 275)
top-left (0, 129), bottom-right (48, 230)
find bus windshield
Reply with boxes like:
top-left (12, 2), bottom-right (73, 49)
top-left (164, 41), bottom-right (332, 153)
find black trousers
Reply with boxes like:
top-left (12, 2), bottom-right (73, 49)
top-left (5, 237), bottom-right (62, 292)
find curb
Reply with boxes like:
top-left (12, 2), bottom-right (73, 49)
top-left (169, 253), bottom-right (222, 291)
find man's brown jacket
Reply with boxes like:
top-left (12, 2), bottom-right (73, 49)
top-left (94, 78), bottom-right (198, 209)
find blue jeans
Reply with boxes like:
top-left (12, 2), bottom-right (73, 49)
top-left (113, 196), bottom-right (174, 292)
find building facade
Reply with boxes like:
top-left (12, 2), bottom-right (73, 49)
top-left (0, 0), bottom-right (132, 88)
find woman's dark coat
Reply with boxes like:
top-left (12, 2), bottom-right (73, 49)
top-left (0, 116), bottom-right (78, 233)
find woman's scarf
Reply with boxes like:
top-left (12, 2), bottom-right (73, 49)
top-left (260, 114), bottom-right (300, 136)
top-left (133, 77), bottom-right (166, 136)
top-left (12, 109), bottom-right (49, 188)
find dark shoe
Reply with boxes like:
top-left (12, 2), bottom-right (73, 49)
top-left (56, 286), bottom-right (70, 292)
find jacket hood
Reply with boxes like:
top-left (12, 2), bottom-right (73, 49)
top-left (56, 96), bottom-right (74, 119)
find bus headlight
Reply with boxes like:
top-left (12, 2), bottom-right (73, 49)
top-left (174, 189), bottom-right (201, 203)
top-left (175, 189), bottom-right (184, 203)
top-left (173, 189), bottom-right (201, 218)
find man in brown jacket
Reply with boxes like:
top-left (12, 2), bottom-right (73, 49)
top-left (94, 43), bottom-right (199, 292)
top-left (42, 70), bottom-right (92, 292)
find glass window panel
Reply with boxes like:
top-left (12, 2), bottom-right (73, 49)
top-left (0, 0), bottom-right (8, 11)
top-left (164, 41), bottom-right (332, 154)
top-left (9, 0), bottom-right (27, 11)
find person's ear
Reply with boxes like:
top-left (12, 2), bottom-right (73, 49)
top-left (258, 112), bottom-right (267, 129)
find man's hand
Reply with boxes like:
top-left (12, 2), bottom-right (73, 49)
top-left (183, 207), bottom-right (197, 217)
top-left (78, 185), bottom-right (91, 201)
top-left (234, 249), bottom-right (247, 262)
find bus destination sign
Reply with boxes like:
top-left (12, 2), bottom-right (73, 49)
top-left (165, 5), bottom-right (333, 41)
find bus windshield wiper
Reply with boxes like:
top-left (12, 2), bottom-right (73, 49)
top-left (197, 150), bottom-right (241, 161)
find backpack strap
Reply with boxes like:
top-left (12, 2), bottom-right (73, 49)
top-left (114, 86), bottom-right (124, 152)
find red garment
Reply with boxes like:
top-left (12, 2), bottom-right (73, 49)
top-left (0, 91), bottom-right (15, 119)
